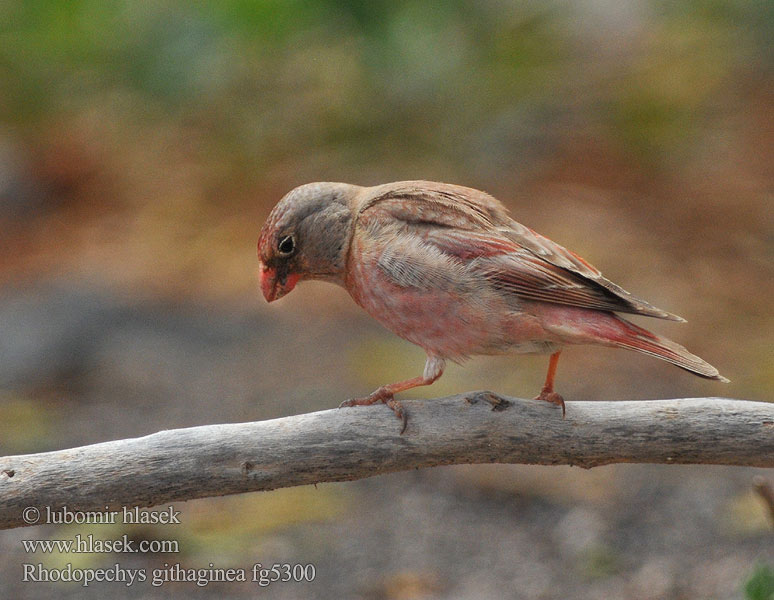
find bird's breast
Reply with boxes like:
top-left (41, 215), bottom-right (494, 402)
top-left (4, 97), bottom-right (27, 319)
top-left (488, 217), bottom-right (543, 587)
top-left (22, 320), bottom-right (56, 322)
top-left (345, 241), bottom-right (555, 359)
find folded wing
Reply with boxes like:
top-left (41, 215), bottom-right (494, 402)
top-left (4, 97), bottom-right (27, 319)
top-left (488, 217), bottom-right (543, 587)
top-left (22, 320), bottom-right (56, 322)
top-left (358, 182), bottom-right (684, 321)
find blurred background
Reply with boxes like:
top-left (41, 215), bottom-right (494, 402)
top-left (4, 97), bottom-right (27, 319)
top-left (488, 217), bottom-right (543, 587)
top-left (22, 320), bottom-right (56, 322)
top-left (0, 1), bottom-right (772, 598)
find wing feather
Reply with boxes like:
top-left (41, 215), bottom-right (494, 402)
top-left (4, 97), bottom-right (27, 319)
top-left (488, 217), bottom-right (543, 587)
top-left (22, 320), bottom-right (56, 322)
top-left (356, 181), bottom-right (684, 321)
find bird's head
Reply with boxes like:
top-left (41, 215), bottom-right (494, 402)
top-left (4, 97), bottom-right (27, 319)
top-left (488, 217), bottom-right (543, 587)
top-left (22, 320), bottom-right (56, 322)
top-left (257, 182), bottom-right (358, 302)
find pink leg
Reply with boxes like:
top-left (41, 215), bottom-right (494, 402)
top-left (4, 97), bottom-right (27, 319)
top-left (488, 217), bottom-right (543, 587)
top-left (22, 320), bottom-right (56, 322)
top-left (340, 356), bottom-right (445, 433)
top-left (534, 351), bottom-right (566, 417)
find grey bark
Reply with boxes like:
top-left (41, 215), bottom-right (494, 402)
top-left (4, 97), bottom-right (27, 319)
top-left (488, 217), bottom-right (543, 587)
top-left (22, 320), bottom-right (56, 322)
top-left (1, 394), bottom-right (772, 530)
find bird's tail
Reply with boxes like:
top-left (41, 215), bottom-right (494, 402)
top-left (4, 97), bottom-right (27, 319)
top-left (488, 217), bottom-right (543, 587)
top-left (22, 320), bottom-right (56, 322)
top-left (609, 316), bottom-right (729, 382)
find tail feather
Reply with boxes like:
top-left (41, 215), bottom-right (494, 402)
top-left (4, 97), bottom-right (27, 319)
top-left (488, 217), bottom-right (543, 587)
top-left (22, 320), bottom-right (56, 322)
top-left (612, 317), bottom-right (729, 382)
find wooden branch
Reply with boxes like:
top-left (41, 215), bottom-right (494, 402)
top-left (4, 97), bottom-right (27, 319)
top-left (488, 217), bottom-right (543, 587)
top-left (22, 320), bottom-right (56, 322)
top-left (1, 395), bottom-right (772, 530)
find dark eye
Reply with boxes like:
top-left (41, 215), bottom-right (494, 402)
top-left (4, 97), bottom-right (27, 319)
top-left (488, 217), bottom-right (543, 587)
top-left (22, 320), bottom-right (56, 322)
top-left (277, 235), bottom-right (295, 256)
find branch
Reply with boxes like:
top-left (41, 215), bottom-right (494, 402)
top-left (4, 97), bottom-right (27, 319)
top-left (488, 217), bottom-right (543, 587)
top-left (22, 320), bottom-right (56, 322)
top-left (1, 395), bottom-right (772, 530)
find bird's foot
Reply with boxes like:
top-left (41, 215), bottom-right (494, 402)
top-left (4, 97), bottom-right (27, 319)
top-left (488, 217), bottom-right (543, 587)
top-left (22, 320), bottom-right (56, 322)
top-left (339, 394), bottom-right (380, 408)
top-left (339, 389), bottom-right (408, 434)
top-left (384, 397), bottom-right (407, 434)
top-left (534, 388), bottom-right (566, 418)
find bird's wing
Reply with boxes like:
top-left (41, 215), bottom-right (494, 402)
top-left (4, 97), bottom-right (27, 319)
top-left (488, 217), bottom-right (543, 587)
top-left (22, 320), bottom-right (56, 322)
top-left (357, 183), bottom-right (684, 320)
top-left (358, 180), bottom-right (523, 225)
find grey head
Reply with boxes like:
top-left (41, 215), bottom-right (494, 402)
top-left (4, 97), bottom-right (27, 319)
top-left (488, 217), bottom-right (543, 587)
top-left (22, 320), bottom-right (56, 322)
top-left (257, 182), bottom-right (360, 302)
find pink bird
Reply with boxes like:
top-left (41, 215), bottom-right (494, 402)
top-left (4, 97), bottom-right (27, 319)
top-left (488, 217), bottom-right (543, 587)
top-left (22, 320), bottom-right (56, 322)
top-left (257, 181), bottom-right (727, 432)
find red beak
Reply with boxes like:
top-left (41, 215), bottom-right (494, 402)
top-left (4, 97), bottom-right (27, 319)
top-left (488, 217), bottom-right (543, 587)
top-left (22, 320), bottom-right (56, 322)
top-left (259, 264), bottom-right (278, 302)
top-left (259, 263), bottom-right (300, 303)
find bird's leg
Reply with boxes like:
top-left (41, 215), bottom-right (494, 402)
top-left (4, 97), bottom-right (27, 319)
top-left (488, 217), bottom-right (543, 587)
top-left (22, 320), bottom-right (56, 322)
top-left (340, 356), bottom-right (445, 433)
top-left (534, 351), bottom-right (566, 417)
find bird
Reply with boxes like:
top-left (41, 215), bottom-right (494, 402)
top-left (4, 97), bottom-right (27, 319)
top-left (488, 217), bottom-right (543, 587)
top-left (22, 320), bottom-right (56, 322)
top-left (257, 180), bottom-right (727, 432)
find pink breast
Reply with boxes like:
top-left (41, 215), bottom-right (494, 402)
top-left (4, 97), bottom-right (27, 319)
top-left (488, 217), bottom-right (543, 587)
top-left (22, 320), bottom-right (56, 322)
top-left (346, 247), bottom-right (554, 360)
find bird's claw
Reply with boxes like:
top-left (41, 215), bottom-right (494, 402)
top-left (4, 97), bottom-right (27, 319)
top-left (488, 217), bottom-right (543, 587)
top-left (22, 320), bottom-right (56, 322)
top-left (534, 388), bottom-right (566, 418)
top-left (339, 391), bottom-right (383, 408)
top-left (339, 390), bottom-right (408, 434)
top-left (339, 398), bottom-right (364, 408)
top-left (384, 398), bottom-right (408, 434)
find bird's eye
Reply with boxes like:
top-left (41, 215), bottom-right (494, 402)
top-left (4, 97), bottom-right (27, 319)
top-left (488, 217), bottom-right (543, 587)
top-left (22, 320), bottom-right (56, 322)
top-left (277, 235), bottom-right (295, 256)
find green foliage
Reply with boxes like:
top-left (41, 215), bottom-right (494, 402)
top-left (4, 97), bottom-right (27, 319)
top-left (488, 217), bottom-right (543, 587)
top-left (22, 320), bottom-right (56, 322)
top-left (2, 0), bottom-right (767, 172)
top-left (745, 565), bottom-right (774, 600)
